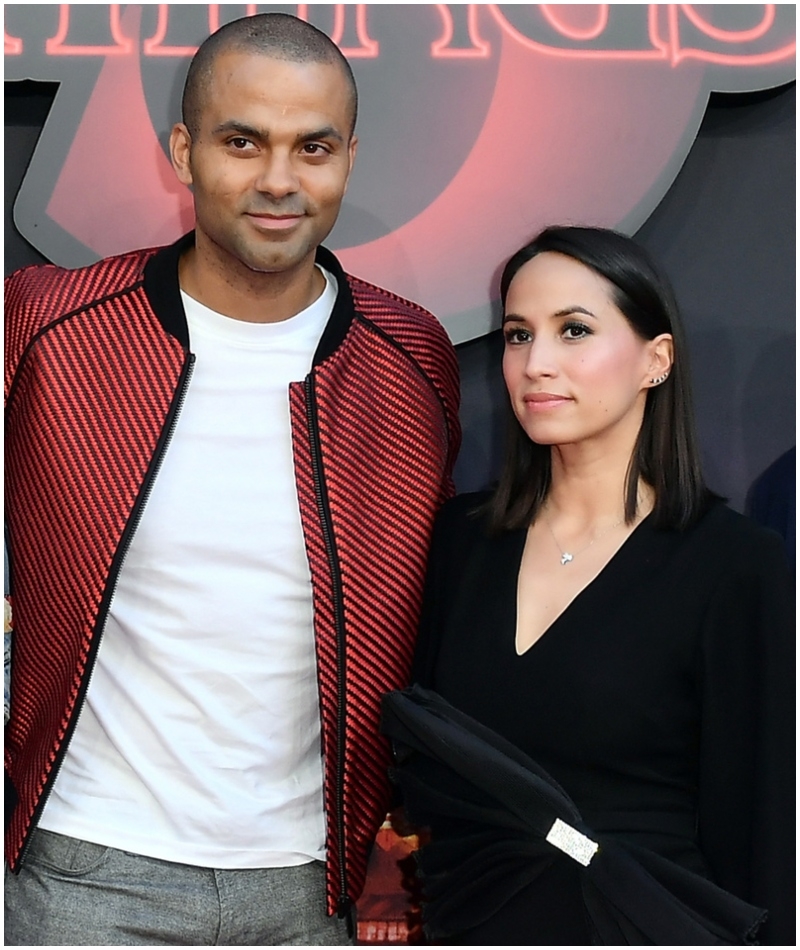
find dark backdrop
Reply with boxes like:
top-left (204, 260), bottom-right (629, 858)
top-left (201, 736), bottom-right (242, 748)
top-left (5, 81), bottom-right (796, 513)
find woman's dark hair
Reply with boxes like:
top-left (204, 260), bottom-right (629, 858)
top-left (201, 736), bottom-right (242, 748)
top-left (486, 225), bottom-right (715, 533)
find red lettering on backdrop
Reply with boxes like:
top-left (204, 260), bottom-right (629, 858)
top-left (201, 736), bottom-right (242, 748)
top-left (489, 4), bottom-right (664, 60)
top-left (312, 5), bottom-right (379, 58)
top-left (681, 4), bottom-right (775, 44)
top-left (5, 5), bottom-right (795, 64)
top-left (141, 4), bottom-right (378, 58)
top-left (431, 5), bottom-right (491, 59)
top-left (668, 4), bottom-right (794, 66)
top-left (486, 4), bottom-right (794, 65)
top-left (209, 5), bottom-right (259, 38)
top-left (45, 3), bottom-right (132, 56)
top-left (144, 4), bottom-right (239, 56)
top-left (144, 4), bottom-right (202, 56)
top-left (539, 5), bottom-right (610, 43)
top-left (5, 30), bottom-right (23, 55)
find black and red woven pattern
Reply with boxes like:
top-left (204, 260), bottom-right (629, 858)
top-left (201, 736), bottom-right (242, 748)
top-left (291, 291), bottom-right (458, 911)
top-left (5, 256), bottom-right (186, 866)
top-left (5, 249), bottom-right (159, 399)
top-left (349, 275), bottom-right (460, 470)
top-left (5, 244), bottom-right (460, 913)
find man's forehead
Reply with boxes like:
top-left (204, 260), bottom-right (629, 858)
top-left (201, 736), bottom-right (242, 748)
top-left (207, 50), bottom-right (347, 94)
top-left (200, 51), bottom-right (355, 131)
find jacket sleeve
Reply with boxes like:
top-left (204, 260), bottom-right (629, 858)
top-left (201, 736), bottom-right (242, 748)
top-left (430, 330), bottom-right (461, 503)
top-left (696, 527), bottom-right (795, 945)
top-left (5, 265), bottom-right (58, 406)
top-left (5, 271), bottom-right (27, 405)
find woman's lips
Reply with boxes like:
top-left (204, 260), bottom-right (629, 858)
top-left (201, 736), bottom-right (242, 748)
top-left (522, 392), bottom-right (572, 410)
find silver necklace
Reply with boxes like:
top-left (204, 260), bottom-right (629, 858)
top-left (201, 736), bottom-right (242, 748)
top-left (542, 510), bottom-right (625, 565)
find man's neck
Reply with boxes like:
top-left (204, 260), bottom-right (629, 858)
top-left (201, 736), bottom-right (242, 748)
top-left (178, 246), bottom-right (326, 324)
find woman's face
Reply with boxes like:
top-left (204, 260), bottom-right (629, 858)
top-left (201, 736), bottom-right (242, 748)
top-left (502, 251), bottom-right (670, 451)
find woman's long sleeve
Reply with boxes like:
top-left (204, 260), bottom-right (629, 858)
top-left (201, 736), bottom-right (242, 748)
top-left (696, 528), bottom-right (795, 945)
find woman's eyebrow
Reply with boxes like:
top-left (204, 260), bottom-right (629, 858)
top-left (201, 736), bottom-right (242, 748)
top-left (502, 305), bottom-right (597, 324)
top-left (552, 306), bottom-right (597, 319)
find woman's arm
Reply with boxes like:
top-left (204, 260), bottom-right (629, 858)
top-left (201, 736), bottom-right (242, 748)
top-left (696, 527), bottom-right (794, 945)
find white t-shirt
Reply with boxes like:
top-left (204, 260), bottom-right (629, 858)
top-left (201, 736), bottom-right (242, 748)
top-left (39, 269), bottom-right (337, 868)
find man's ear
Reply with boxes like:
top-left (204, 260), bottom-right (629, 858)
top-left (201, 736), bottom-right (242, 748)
top-left (170, 123), bottom-right (193, 187)
top-left (344, 135), bottom-right (358, 193)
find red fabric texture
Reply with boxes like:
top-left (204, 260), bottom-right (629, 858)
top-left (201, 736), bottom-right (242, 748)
top-left (4, 244), bottom-right (460, 914)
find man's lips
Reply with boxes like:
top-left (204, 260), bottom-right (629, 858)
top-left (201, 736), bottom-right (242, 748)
top-left (246, 212), bottom-right (304, 231)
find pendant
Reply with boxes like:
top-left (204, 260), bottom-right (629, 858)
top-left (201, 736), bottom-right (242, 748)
top-left (560, 552), bottom-right (574, 565)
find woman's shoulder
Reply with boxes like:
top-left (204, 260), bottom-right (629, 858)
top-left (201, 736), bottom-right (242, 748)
top-left (426, 492), bottom-right (500, 572)
top-left (437, 490), bottom-right (493, 518)
top-left (686, 501), bottom-right (790, 576)
top-left (434, 491), bottom-right (494, 540)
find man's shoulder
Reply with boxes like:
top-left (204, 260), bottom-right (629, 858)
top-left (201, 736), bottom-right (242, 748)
top-left (345, 271), bottom-right (449, 340)
top-left (343, 272), bottom-right (458, 394)
top-left (5, 245), bottom-right (160, 324)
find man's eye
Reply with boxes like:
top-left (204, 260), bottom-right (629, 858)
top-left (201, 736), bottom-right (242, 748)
top-left (229, 137), bottom-right (252, 150)
top-left (302, 143), bottom-right (329, 156)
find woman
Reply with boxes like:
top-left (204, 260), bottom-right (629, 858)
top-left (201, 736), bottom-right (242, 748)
top-left (382, 227), bottom-right (793, 945)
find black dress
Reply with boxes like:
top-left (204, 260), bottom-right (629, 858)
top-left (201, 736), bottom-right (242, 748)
top-left (403, 494), bottom-right (794, 945)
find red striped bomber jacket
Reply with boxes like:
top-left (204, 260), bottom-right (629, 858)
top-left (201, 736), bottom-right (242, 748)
top-left (4, 232), bottom-right (461, 917)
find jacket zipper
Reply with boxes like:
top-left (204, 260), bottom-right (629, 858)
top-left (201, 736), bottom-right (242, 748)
top-left (16, 353), bottom-right (196, 867)
top-left (304, 374), bottom-right (351, 920)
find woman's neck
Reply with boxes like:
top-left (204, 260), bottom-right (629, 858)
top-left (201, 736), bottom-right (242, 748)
top-left (545, 441), bottom-right (653, 524)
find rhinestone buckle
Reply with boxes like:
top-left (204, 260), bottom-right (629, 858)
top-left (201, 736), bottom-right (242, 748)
top-left (545, 818), bottom-right (599, 866)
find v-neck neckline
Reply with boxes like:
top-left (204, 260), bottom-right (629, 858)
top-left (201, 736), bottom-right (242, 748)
top-left (513, 512), bottom-right (655, 657)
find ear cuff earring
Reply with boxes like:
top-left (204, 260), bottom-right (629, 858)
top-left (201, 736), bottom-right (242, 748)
top-left (649, 373), bottom-right (669, 386)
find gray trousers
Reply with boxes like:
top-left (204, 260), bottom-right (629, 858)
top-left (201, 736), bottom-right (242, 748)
top-left (4, 829), bottom-right (352, 946)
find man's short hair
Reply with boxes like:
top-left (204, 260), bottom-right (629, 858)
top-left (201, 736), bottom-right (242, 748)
top-left (182, 13), bottom-right (358, 138)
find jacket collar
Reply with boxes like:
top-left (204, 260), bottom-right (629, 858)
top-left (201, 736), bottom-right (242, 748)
top-left (142, 231), bottom-right (356, 366)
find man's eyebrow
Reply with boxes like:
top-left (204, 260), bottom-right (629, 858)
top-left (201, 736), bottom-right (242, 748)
top-left (297, 126), bottom-right (345, 146)
top-left (502, 305), bottom-right (598, 324)
top-left (211, 120), bottom-right (263, 139)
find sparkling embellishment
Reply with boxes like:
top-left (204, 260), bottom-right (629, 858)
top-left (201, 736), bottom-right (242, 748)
top-left (543, 508), bottom-right (626, 566)
top-left (545, 818), bottom-right (599, 866)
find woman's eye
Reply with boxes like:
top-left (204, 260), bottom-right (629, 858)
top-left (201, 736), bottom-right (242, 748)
top-left (503, 327), bottom-right (531, 345)
top-left (562, 322), bottom-right (591, 340)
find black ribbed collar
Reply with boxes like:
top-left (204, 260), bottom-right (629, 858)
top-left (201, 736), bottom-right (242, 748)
top-left (142, 231), bottom-right (357, 366)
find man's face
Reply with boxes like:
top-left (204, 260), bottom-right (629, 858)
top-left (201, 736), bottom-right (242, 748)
top-left (171, 51), bottom-right (357, 281)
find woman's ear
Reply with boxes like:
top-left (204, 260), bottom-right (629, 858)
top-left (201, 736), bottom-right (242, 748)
top-left (645, 334), bottom-right (674, 387)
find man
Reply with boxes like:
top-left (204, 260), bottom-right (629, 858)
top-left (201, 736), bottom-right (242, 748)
top-left (4, 13), bottom-right (460, 946)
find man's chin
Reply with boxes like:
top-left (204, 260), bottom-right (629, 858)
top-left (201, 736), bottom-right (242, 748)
top-left (235, 246), bottom-right (313, 277)
top-left (200, 230), bottom-right (319, 278)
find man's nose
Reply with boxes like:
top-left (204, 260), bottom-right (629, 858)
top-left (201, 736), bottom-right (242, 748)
top-left (254, 152), bottom-right (299, 198)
